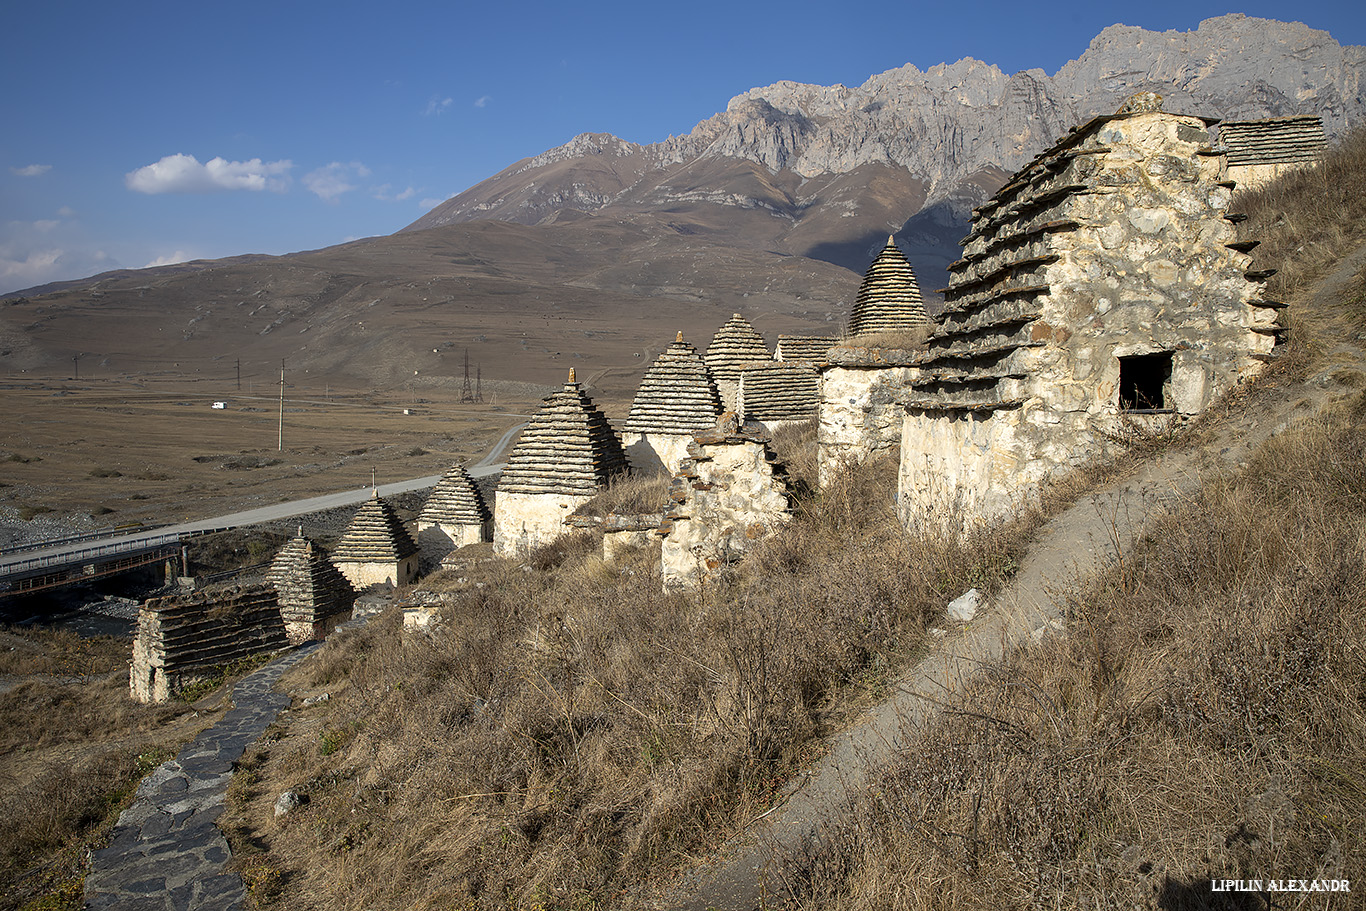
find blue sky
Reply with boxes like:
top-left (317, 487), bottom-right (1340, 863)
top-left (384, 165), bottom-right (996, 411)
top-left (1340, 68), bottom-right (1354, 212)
top-left (2, 1), bottom-right (1362, 295)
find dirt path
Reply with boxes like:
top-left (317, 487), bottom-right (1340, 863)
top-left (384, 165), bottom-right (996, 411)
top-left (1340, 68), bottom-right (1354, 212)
top-left (652, 248), bottom-right (1366, 910)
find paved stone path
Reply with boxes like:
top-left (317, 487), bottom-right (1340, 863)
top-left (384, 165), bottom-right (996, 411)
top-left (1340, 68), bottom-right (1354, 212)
top-left (84, 643), bottom-right (319, 911)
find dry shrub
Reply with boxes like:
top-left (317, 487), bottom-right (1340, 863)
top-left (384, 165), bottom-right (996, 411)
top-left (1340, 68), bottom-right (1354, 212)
top-left (793, 410), bottom-right (1366, 910)
top-left (569, 472), bottom-right (671, 519)
top-left (0, 735), bottom-right (177, 911)
top-left (768, 418), bottom-right (820, 495)
top-left (0, 628), bottom-right (126, 678)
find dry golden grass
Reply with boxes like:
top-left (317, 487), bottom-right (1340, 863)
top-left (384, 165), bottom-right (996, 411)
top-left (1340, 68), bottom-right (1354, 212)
top-left (792, 406), bottom-right (1366, 910)
top-left (219, 442), bottom-right (1033, 910)
top-left (1236, 126), bottom-right (1366, 319)
top-left (0, 631), bottom-right (216, 911)
top-left (59, 127), bottom-right (1363, 911)
top-left (567, 471), bottom-right (671, 519)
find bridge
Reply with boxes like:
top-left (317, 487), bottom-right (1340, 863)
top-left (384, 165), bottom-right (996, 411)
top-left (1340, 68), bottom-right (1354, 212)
top-left (0, 422), bottom-right (522, 601)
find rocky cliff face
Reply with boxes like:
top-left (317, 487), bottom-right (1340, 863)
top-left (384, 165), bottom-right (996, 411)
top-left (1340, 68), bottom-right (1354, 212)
top-left (408, 15), bottom-right (1362, 283)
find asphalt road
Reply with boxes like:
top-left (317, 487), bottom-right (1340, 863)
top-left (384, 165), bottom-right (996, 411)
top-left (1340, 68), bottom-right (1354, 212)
top-left (0, 421), bottom-right (526, 577)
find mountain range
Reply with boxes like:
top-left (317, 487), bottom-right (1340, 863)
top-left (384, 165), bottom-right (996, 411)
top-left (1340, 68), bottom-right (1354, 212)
top-left (4, 15), bottom-right (1361, 394)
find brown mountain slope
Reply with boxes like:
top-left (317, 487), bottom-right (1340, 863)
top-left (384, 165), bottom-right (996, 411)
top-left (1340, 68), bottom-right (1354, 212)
top-left (0, 215), bottom-right (855, 397)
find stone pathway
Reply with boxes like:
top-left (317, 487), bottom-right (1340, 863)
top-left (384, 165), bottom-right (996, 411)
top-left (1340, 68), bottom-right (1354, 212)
top-left (84, 644), bottom-right (318, 911)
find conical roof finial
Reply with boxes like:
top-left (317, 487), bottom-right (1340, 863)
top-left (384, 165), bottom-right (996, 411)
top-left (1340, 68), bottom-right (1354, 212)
top-left (567, 367), bottom-right (576, 384)
top-left (676, 330), bottom-right (684, 343)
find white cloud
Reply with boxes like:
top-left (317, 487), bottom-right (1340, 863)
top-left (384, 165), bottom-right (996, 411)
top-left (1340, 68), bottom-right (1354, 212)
top-left (125, 154), bottom-right (292, 194)
top-left (304, 161), bottom-right (371, 202)
top-left (424, 96), bottom-right (454, 116)
top-left (57, 206), bottom-right (76, 218)
top-left (144, 251), bottom-right (194, 268)
top-left (474, 95), bottom-right (491, 108)
top-left (1, 234), bottom-right (116, 295)
top-left (11, 164), bottom-right (51, 177)
top-left (373, 184), bottom-right (416, 201)
top-left (418, 197), bottom-right (447, 211)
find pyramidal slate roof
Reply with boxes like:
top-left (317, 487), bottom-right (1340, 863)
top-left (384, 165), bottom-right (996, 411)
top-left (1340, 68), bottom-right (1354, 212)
top-left (420, 464), bottom-right (491, 525)
top-left (624, 331), bottom-right (723, 434)
top-left (1220, 116), bottom-right (1326, 166)
top-left (848, 236), bottom-right (929, 336)
top-left (705, 313), bottom-right (772, 383)
top-left (738, 364), bottom-right (819, 421)
top-left (332, 491), bottom-right (419, 562)
top-left (776, 335), bottom-right (836, 364)
top-left (499, 369), bottom-right (629, 497)
top-left (266, 534), bottom-right (356, 619)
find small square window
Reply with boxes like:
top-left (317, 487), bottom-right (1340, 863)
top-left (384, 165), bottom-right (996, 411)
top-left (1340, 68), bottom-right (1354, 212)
top-left (1118, 352), bottom-right (1174, 411)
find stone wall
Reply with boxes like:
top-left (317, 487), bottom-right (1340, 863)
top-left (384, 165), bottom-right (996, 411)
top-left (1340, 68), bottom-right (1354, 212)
top-left (660, 414), bottom-right (791, 589)
top-left (495, 490), bottom-right (596, 557)
top-left (417, 521), bottom-right (488, 561)
top-left (817, 346), bottom-right (920, 487)
top-left (335, 555), bottom-right (420, 590)
top-left (621, 432), bottom-right (695, 476)
top-left (130, 584), bottom-right (288, 703)
top-left (899, 97), bottom-right (1280, 528)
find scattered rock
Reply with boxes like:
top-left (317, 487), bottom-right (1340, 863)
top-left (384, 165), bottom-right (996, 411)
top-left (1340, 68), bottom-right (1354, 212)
top-left (1031, 618), bottom-right (1067, 643)
top-left (274, 790), bottom-right (305, 817)
top-left (947, 588), bottom-right (981, 623)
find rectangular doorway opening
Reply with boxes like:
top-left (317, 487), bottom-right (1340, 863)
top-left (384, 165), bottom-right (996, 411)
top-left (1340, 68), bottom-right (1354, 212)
top-left (1118, 352), bottom-right (1174, 412)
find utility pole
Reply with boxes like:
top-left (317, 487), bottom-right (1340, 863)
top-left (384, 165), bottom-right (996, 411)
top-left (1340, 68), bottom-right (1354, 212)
top-left (72, 353), bottom-right (83, 379)
top-left (277, 359), bottom-right (285, 452)
top-left (235, 358), bottom-right (241, 391)
top-left (476, 365), bottom-right (483, 403)
top-left (460, 348), bottom-right (474, 403)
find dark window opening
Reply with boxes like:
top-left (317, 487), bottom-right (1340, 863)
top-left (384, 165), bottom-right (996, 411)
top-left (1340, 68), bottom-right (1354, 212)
top-left (1118, 352), bottom-right (1174, 411)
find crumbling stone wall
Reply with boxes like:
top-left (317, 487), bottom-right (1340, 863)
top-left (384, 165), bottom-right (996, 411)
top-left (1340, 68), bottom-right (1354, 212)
top-left (817, 346), bottom-right (920, 486)
top-left (130, 584), bottom-right (288, 703)
top-left (659, 413), bottom-right (791, 589)
top-left (899, 96), bottom-right (1280, 527)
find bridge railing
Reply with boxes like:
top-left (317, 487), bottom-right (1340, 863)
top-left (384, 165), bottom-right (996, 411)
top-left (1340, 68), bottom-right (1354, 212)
top-left (0, 532), bottom-right (189, 578)
top-left (0, 523), bottom-right (166, 557)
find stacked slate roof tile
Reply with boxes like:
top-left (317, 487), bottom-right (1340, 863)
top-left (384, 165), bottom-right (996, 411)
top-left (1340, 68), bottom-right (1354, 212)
top-left (848, 236), bottom-right (929, 336)
top-left (266, 534), bottom-right (356, 633)
top-left (624, 332), bottom-right (723, 434)
top-left (1220, 116), bottom-right (1327, 166)
top-left (419, 464), bottom-right (491, 527)
top-left (704, 314), bottom-right (773, 384)
top-left (498, 369), bottom-right (629, 497)
top-left (738, 364), bottom-right (820, 422)
top-left (775, 335), bottom-right (836, 364)
top-left (917, 99), bottom-right (1275, 417)
top-left (332, 491), bottom-right (419, 563)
